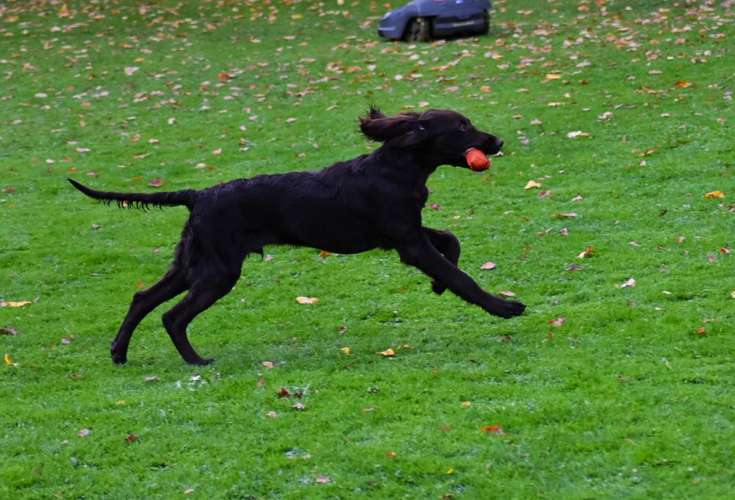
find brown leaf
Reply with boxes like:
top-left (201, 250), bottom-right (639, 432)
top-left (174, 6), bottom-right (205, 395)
top-left (548, 317), bottom-right (566, 328)
top-left (148, 177), bottom-right (164, 188)
top-left (577, 246), bottom-right (594, 259)
top-left (125, 433), bottom-right (139, 443)
top-left (379, 348), bottom-right (396, 357)
top-left (704, 190), bottom-right (725, 199)
top-left (674, 80), bottom-right (692, 89)
top-left (277, 387), bottom-right (291, 398)
top-left (524, 180), bottom-right (542, 190)
top-left (481, 424), bottom-right (505, 435)
top-left (556, 212), bottom-right (578, 219)
top-left (0, 326), bottom-right (18, 336)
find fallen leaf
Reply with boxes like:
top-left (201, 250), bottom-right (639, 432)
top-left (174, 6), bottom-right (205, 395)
top-left (548, 317), bottom-right (566, 328)
top-left (218, 71), bottom-right (233, 82)
top-left (124, 66), bottom-right (140, 76)
top-left (704, 190), bottom-right (725, 199)
top-left (386, 450), bottom-right (397, 458)
top-left (125, 433), bottom-right (139, 443)
top-left (315, 475), bottom-right (331, 484)
top-left (499, 290), bottom-right (516, 297)
top-left (339, 347), bottom-right (352, 355)
top-left (4, 353), bottom-right (15, 365)
top-left (379, 348), bottom-right (396, 357)
top-left (319, 250), bottom-right (332, 257)
top-left (695, 327), bottom-right (706, 336)
top-left (618, 278), bottom-right (637, 288)
top-left (481, 424), bottom-right (505, 435)
top-left (480, 261), bottom-right (497, 270)
top-left (292, 401), bottom-right (306, 411)
top-left (674, 80), bottom-right (692, 89)
top-left (577, 246), bottom-right (594, 259)
top-left (0, 326), bottom-right (18, 336)
top-left (461, 401), bottom-right (472, 408)
top-left (567, 130), bottom-right (590, 139)
top-left (730, 291), bottom-right (735, 299)
top-left (277, 387), bottom-right (291, 398)
top-left (556, 212), bottom-right (578, 219)
top-left (560, 227), bottom-right (569, 237)
top-left (524, 180), bottom-right (542, 190)
top-left (266, 411), bottom-right (279, 418)
top-left (296, 296), bottom-right (319, 304)
top-left (148, 177), bottom-right (164, 188)
top-left (144, 375), bottom-right (159, 383)
top-left (78, 428), bottom-right (92, 438)
top-left (0, 300), bottom-right (32, 308)
top-left (545, 73), bottom-right (562, 80)
top-left (261, 361), bottom-right (275, 369)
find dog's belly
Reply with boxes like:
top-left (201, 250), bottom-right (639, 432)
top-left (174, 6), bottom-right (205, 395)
top-left (284, 210), bottom-right (381, 254)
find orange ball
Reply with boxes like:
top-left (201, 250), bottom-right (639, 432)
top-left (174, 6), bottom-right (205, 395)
top-left (465, 148), bottom-right (490, 171)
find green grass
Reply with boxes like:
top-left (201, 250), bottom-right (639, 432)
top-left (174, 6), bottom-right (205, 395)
top-left (1, 0), bottom-right (734, 497)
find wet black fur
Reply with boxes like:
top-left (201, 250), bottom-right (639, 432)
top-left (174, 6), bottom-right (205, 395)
top-left (69, 107), bottom-right (526, 365)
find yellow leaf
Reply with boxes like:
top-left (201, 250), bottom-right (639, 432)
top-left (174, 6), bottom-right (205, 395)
top-left (4, 353), bottom-right (14, 365)
top-left (0, 300), bottom-right (31, 308)
top-left (704, 190), bottom-right (725, 199)
top-left (296, 296), bottom-right (318, 304)
top-left (674, 80), bottom-right (692, 89)
top-left (545, 73), bottom-right (562, 80)
top-left (524, 180), bottom-right (542, 190)
top-left (379, 348), bottom-right (395, 357)
top-left (340, 347), bottom-right (352, 355)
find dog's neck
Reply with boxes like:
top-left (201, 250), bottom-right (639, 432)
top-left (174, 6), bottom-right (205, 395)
top-left (372, 145), bottom-right (440, 187)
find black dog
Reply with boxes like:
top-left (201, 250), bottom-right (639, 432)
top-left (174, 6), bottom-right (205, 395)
top-left (70, 108), bottom-right (525, 365)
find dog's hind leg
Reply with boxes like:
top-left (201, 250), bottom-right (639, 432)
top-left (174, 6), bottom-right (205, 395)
top-left (423, 227), bottom-right (461, 295)
top-left (161, 269), bottom-right (240, 365)
top-left (110, 267), bottom-right (188, 364)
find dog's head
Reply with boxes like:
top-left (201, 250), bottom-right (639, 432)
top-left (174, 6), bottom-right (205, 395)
top-left (359, 107), bottom-right (503, 169)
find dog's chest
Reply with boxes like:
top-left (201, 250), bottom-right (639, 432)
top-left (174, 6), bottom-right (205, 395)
top-left (415, 186), bottom-right (429, 207)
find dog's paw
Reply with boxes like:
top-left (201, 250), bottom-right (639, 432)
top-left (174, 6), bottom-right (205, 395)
top-left (495, 300), bottom-right (526, 319)
top-left (187, 357), bottom-right (215, 366)
top-left (111, 351), bottom-right (128, 364)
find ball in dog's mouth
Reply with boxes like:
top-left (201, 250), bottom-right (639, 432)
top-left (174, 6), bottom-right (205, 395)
top-left (465, 148), bottom-right (491, 171)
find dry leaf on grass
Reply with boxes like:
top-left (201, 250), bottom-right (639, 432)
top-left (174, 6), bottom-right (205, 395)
top-left (296, 296), bottom-right (319, 304)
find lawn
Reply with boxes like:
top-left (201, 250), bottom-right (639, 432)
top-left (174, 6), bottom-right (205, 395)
top-left (1, 0), bottom-right (734, 497)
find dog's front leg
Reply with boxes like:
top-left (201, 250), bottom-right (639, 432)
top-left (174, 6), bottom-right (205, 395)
top-left (423, 227), bottom-right (460, 295)
top-left (397, 236), bottom-right (525, 318)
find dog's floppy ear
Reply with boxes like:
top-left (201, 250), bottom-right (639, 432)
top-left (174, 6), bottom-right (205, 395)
top-left (359, 109), bottom-right (427, 147)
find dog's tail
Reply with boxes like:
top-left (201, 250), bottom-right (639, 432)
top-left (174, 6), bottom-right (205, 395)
top-left (68, 178), bottom-right (197, 210)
